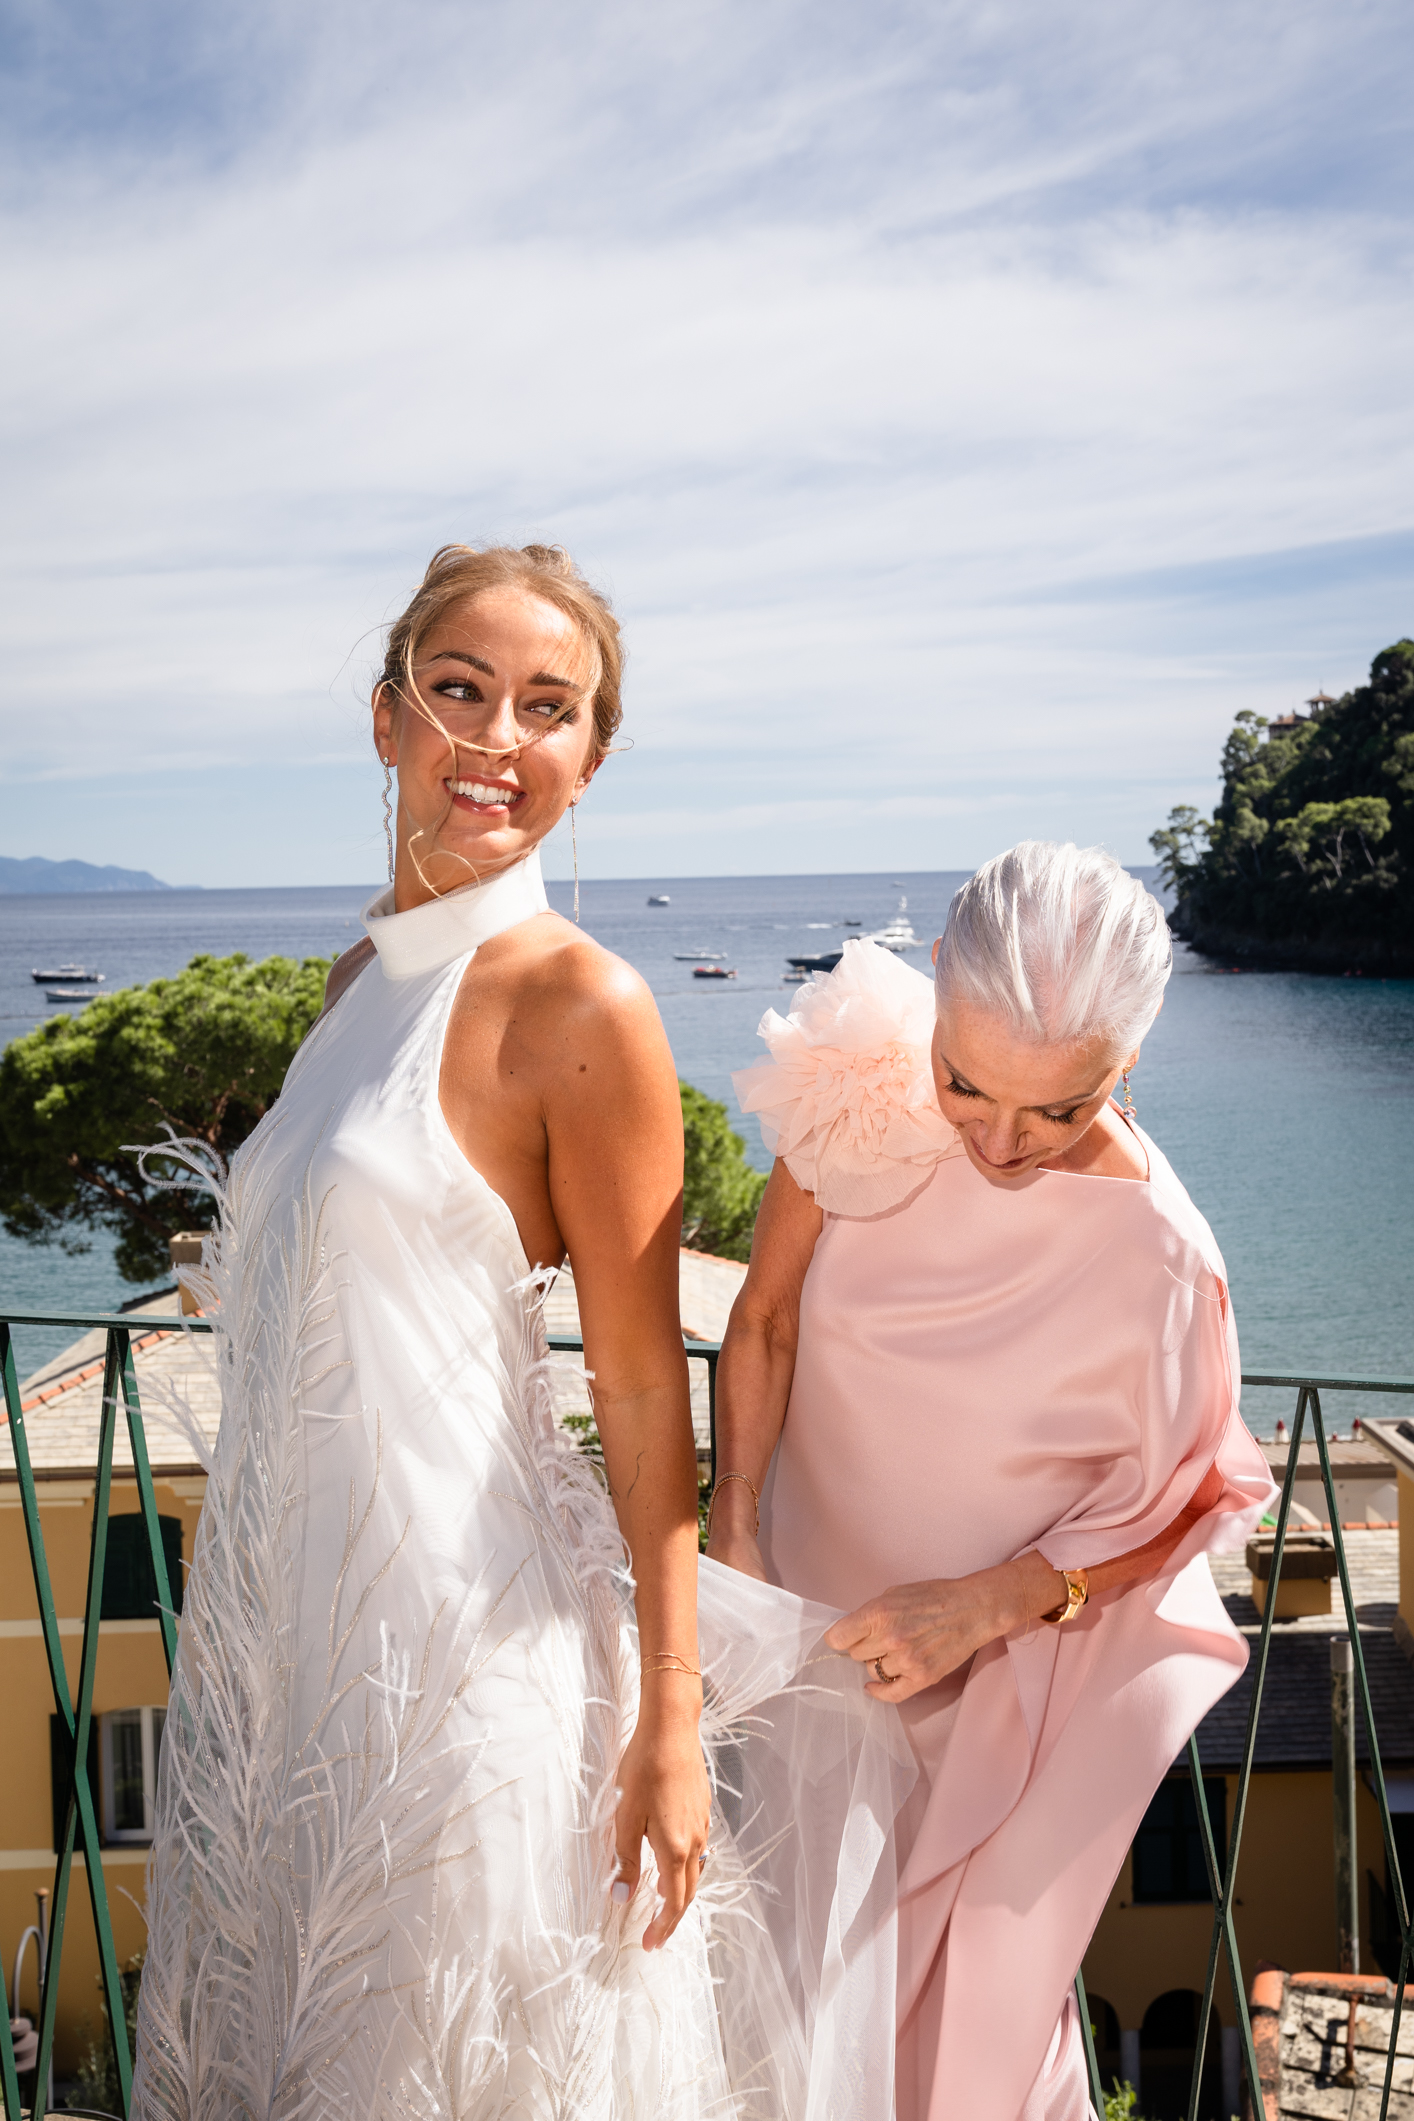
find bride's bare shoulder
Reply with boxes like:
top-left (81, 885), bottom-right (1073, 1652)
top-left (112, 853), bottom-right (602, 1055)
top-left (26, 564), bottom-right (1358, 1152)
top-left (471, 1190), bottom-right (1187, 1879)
top-left (475, 913), bottom-right (664, 1046)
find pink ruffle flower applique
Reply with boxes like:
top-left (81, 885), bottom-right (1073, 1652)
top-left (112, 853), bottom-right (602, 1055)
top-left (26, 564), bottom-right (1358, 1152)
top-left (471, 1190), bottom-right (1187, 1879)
top-left (733, 941), bottom-right (961, 1217)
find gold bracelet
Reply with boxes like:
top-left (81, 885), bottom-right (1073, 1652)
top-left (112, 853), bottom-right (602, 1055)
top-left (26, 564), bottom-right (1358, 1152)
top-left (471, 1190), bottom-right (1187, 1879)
top-left (641, 1653), bottom-right (702, 1677)
top-left (706, 1471), bottom-right (760, 1539)
top-left (1040, 1567), bottom-right (1090, 1626)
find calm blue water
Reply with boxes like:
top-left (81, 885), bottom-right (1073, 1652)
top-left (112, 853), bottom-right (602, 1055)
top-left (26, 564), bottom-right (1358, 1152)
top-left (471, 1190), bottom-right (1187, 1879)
top-left (2, 876), bottom-right (1411, 1429)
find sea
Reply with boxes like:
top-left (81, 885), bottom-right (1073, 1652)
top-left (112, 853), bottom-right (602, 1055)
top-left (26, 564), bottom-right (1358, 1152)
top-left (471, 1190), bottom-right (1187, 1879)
top-left (3, 874), bottom-right (1412, 1435)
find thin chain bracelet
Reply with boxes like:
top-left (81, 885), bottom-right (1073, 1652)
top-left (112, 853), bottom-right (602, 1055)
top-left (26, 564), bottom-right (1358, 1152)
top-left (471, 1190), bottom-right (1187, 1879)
top-left (705, 1471), bottom-right (760, 1539)
top-left (641, 1653), bottom-right (702, 1677)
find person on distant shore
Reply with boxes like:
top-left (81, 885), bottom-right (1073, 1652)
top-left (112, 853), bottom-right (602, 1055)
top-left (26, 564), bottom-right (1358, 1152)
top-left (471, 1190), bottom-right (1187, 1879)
top-left (708, 842), bottom-right (1277, 2121)
top-left (134, 543), bottom-right (896, 2120)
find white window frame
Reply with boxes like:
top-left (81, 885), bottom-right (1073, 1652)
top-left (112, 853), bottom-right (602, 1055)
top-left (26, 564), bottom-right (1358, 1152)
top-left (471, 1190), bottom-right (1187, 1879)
top-left (99, 1706), bottom-right (166, 1844)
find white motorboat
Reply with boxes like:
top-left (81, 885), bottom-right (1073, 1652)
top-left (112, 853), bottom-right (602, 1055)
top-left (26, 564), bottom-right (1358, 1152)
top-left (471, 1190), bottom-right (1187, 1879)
top-left (647, 894), bottom-right (671, 905)
top-left (859, 895), bottom-right (921, 952)
top-left (674, 952), bottom-right (723, 961)
top-left (32, 964), bottom-right (105, 984)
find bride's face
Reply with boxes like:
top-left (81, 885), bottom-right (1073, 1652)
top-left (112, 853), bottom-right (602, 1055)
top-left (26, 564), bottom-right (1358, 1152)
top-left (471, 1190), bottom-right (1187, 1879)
top-left (373, 586), bottom-right (601, 905)
top-left (930, 994), bottom-right (1133, 1182)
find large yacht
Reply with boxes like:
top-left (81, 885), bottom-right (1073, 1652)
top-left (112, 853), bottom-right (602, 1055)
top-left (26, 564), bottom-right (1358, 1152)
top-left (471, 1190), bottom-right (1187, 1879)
top-left (859, 896), bottom-right (920, 951)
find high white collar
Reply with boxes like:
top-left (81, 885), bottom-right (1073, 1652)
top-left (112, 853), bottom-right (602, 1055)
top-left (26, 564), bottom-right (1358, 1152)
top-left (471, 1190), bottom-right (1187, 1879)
top-left (361, 849), bottom-right (551, 980)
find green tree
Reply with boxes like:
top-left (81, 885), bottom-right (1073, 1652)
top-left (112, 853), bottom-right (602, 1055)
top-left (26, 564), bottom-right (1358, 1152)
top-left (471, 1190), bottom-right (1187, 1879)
top-left (1152, 640), bottom-right (1414, 964)
top-left (1149, 803), bottom-right (1211, 896)
top-left (0, 952), bottom-right (330, 1283)
top-left (0, 956), bottom-right (770, 1286)
top-left (680, 1082), bottom-right (767, 1262)
top-left (1273, 796), bottom-right (1390, 884)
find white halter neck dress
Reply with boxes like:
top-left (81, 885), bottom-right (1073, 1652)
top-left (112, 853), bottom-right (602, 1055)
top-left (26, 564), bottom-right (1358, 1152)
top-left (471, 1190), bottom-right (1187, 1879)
top-left (134, 851), bottom-right (911, 2121)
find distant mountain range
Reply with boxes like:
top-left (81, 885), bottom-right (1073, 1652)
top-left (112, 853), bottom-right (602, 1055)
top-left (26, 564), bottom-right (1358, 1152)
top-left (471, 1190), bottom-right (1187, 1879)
top-left (0, 855), bottom-right (174, 895)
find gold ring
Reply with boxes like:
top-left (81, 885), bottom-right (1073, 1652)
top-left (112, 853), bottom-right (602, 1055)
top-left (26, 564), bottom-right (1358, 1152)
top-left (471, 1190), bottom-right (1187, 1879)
top-left (873, 1657), bottom-right (899, 1684)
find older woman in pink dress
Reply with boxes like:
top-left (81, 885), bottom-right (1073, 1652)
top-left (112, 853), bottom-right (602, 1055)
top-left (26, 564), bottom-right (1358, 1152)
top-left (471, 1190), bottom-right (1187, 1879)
top-left (706, 841), bottom-right (1275, 2121)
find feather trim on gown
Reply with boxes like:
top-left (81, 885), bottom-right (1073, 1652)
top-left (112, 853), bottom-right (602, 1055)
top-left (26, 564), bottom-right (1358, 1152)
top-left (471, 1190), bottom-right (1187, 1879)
top-left (133, 854), bottom-right (914, 2121)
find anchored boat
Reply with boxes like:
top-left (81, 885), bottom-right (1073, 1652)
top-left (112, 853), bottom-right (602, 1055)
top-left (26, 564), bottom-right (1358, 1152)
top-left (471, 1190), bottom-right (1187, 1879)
top-left (859, 896), bottom-right (920, 951)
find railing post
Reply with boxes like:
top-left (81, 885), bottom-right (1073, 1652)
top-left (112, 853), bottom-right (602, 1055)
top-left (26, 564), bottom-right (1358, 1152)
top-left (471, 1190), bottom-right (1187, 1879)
top-left (1073, 1969), bottom-right (1105, 2112)
top-left (706, 1349), bottom-right (718, 1489)
top-left (1331, 1635), bottom-right (1359, 1974)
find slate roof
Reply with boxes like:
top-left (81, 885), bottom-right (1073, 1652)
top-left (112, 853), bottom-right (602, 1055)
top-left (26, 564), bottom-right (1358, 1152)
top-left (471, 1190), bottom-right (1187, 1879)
top-left (3, 1294), bottom-right (217, 1480)
top-left (1193, 1534), bottom-right (1414, 1770)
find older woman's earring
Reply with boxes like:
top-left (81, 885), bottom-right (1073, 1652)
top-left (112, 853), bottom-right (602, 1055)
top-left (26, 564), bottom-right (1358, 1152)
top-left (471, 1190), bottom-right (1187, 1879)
top-left (381, 757), bottom-right (394, 882)
top-left (570, 801), bottom-right (580, 924)
top-left (1121, 1069), bottom-right (1137, 1118)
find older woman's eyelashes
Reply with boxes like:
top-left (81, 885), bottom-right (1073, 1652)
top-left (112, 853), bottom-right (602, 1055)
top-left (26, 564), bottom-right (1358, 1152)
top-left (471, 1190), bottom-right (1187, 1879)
top-left (942, 1074), bottom-right (1080, 1126)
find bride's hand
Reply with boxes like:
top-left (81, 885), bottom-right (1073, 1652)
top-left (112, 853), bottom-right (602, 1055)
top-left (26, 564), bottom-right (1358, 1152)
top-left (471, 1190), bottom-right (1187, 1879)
top-left (613, 1686), bottom-right (712, 1951)
top-left (824, 1559), bottom-right (1060, 1703)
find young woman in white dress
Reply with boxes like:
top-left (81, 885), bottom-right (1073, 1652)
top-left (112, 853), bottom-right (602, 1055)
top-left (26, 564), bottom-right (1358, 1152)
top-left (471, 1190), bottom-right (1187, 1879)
top-left (133, 546), bottom-right (746, 2119)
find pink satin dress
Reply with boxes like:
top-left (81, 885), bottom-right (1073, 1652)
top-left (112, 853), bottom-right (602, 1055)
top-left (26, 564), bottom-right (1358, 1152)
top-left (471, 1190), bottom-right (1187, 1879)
top-left (735, 943), bottom-right (1275, 2121)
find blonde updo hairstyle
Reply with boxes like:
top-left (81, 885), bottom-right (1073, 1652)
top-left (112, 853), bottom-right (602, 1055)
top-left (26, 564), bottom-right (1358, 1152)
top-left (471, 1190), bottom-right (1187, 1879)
top-left (378, 542), bottom-right (624, 761)
top-left (934, 841), bottom-right (1172, 1059)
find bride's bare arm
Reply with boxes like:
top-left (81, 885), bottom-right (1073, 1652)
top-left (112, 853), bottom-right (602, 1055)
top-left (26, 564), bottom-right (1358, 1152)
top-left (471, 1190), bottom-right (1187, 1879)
top-left (541, 957), bottom-right (709, 1951)
top-left (706, 1160), bottom-right (823, 1580)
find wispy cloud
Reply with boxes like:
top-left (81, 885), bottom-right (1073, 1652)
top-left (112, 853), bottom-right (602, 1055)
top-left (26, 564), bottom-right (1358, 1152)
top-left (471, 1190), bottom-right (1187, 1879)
top-left (1, 0), bottom-right (1410, 884)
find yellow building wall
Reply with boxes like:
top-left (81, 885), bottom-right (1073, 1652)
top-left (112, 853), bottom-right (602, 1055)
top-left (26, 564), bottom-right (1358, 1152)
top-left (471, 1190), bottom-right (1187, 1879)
top-left (0, 1479), bottom-right (203, 2071)
top-left (1083, 1768), bottom-right (1388, 2039)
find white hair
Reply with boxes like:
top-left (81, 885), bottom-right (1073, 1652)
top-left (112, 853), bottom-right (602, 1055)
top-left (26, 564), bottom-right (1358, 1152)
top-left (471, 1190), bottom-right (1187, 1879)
top-left (934, 841), bottom-right (1172, 1055)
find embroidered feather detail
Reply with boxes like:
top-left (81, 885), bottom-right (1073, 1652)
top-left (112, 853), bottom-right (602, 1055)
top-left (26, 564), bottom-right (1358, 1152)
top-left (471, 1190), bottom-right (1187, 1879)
top-left (130, 964), bottom-right (909, 2120)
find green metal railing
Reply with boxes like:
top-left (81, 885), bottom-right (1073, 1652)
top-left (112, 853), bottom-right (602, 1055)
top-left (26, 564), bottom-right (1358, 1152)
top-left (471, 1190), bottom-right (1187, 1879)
top-left (1077, 1371), bottom-right (1414, 2121)
top-left (0, 1312), bottom-right (721, 2119)
top-left (0, 1311), bottom-right (206, 2121)
top-left (2, 1315), bottom-right (1411, 2119)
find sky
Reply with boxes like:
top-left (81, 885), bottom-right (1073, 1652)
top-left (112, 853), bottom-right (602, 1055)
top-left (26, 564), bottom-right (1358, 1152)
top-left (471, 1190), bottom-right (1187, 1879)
top-left (1, 0), bottom-right (1411, 888)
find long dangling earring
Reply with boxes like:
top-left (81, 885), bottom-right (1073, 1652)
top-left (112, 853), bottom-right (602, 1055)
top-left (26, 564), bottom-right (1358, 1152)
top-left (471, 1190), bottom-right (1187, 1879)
top-left (381, 756), bottom-right (394, 882)
top-left (570, 801), bottom-right (580, 924)
top-left (1121, 1067), bottom-right (1137, 1119)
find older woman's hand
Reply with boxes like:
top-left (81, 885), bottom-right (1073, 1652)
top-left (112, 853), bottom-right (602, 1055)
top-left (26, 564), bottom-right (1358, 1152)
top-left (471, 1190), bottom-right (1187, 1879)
top-left (825, 1553), bottom-right (1068, 1702)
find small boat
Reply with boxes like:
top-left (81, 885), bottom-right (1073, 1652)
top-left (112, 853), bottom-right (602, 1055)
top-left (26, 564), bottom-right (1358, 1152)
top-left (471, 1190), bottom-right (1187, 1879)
top-left (647, 894), bottom-right (671, 906)
top-left (785, 950), bottom-right (843, 974)
top-left (859, 896), bottom-right (920, 952)
top-left (692, 965), bottom-right (736, 980)
top-left (843, 919), bottom-right (862, 927)
top-left (32, 965), bottom-right (104, 984)
top-left (674, 951), bottom-right (724, 961)
top-left (44, 986), bottom-right (101, 1003)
